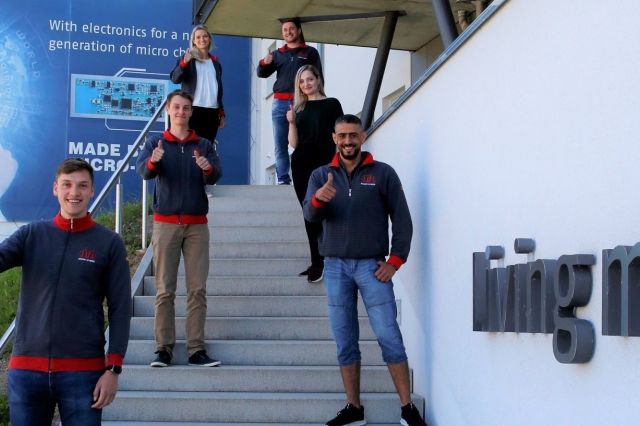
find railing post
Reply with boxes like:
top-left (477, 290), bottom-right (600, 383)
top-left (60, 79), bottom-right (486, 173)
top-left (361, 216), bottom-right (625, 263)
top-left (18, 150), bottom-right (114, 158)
top-left (115, 177), bottom-right (123, 235)
top-left (141, 179), bottom-right (148, 250)
top-left (361, 11), bottom-right (400, 130)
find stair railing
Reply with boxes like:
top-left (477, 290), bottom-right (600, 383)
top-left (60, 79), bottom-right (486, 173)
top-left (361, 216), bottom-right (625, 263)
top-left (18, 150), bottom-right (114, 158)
top-left (0, 98), bottom-right (167, 357)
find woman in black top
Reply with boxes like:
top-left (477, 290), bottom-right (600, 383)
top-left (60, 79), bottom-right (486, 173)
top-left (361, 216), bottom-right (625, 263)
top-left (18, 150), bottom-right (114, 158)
top-left (287, 64), bottom-right (343, 283)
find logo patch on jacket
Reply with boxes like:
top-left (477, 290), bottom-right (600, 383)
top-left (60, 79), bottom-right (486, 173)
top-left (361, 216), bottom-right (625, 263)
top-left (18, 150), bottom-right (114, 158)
top-left (360, 175), bottom-right (376, 186)
top-left (78, 248), bottom-right (97, 263)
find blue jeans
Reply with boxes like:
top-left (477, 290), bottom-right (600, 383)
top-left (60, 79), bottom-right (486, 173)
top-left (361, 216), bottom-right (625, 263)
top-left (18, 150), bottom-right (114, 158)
top-left (323, 257), bottom-right (408, 365)
top-left (8, 369), bottom-right (103, 426)
top-left (271, 98), bottom-right (292, 184)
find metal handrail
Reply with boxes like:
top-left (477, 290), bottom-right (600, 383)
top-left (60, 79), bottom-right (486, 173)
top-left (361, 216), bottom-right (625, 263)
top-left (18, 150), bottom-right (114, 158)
top-left (0, 322), bottom-right (14, 357)
top-left (0, 98), bottom-right (167, 357)
top-left (89, 98), bottom-right (166, 215)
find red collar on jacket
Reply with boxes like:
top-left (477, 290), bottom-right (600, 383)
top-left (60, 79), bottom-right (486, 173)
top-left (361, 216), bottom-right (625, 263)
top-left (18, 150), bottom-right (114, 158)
top-left (208, 53), bottom-right (219, 62)
top-left (277, 43), bottom-right (309, 53)
top-left (329, 152), bottom-right (375, 169)
top-left (53, 212), bottom-right (96, 232)
top-left (162, 129), bottom-right (199, 143)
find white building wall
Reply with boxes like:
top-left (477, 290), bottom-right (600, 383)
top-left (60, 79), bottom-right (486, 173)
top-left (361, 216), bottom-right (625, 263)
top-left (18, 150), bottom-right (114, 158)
top-left (365, 0), bottom-right (640, 425)
top-left (250, 39), bottom-right (410, 184)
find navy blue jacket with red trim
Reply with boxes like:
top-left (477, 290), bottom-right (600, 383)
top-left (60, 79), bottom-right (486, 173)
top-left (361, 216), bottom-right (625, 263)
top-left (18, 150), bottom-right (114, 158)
top-left (170, 53), bottom-right (225, 116)
top-left (0, 213), bottom-right (131, 372)
top-left (136, 129), bottom-right (222, 223)
top-left (303, 152), bottom-right (413, 269)
top-left (256, 44), bottom-right (323, 97)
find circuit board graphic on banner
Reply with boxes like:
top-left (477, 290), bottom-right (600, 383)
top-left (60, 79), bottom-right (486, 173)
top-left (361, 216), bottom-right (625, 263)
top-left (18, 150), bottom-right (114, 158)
top-left (0, 0), bottom-right (252, 221)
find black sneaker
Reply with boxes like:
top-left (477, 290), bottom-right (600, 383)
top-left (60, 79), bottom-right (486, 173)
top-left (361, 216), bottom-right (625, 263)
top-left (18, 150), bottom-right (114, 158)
top-left (299, 266), bottom-right (311, 276)
top-left (307, 263), bottom-right (324, 283)
top-left (188, 350), bottom-right (221, 367)
top-left (400, 402), bottom-right (427, 426)
top-left (326, 403), bottom-right (366, 426)
top-left (150, 350), bottom-right (172, 367)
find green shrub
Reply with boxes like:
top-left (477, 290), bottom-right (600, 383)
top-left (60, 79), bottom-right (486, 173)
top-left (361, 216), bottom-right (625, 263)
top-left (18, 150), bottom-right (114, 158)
top-left (94, 201), bottom-right (150, 271)
top-left (0, 268), bottom-right (20, 350)
top-left (0, 393), bottom-right (8, 425)
top-left (0, 268), bottom-right (20, 421)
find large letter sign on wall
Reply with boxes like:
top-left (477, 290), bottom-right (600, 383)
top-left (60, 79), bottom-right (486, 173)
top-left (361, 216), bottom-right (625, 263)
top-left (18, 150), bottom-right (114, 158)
top-left (473, 238), bottom-right (596, 364)
top-left (602, 244), bottom-right (640, 336)
top-left (552, 255), bottom-right (596, 363)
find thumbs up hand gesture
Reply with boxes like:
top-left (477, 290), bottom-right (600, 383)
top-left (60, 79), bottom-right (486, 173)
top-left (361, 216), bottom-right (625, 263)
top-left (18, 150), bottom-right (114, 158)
top-left (286, 104), bottom-right (296, 124)
top-left (151, 140), bottom-right (164, 164)
top-left (315, 172), bottom-right (336, 202)
top-left (193, 149), bottom-right (212, 171)
top-left (263, 50), bottom-right (273, 65)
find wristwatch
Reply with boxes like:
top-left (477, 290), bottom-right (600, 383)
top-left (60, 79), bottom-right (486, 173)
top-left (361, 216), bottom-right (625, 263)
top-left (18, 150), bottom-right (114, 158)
top-left (105, 365), bottom-right (122, 375)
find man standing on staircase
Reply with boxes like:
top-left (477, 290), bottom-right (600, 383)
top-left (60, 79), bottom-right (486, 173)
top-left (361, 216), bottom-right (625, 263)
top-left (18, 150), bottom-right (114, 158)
top-left (303, 115), bottom-right (427, 426)
top-left (136, 90), bottom-right (222, 368)
top-left (256, 18), bottom-right (323, 185)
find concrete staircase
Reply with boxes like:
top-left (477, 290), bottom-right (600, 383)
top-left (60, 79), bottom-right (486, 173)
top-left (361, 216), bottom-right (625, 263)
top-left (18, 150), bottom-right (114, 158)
top-left (103, 185), bottom-right (424, 425)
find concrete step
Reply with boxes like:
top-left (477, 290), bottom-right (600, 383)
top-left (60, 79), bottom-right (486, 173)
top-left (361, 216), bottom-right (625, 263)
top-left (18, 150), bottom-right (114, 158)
top-left (117, 365), bottom-right (397, 393)
top-left (124, 340), bottom-right (385, 366)
top-left (209, 226), bottom-right (306, 242)
top-left (209, 241), bottom-right (309, 259)
top-left (142, 276), bottom-right (325, 296)
top-left (209, 184), bottom-right (297, 199)
top-left (133, 295), bottom-right (366, 317)
top-left (177, 258), bottom-right (310, 276)
top-left (129, 316), bottom-right (375, 340)
top-left (104, 422), bottom-right (400, 426)
top-left (103, 391), bottom-right (424, 423)
top-left (104, 423), bottom-right (400, 426)
top-left (208, 211), bottom-right (304, 227)
top-left (210, 198), bottom-right (300, 212)
top-left (120, 184), bottom-right (425, 424)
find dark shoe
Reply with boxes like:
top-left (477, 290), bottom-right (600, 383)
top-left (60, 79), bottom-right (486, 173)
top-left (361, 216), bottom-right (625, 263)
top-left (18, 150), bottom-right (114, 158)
top-left (307, 263), bottom-right (324, 283)
top-left (401, 402), bottom-right (426, 426)
top-left (188, 350), bottom-right (221, 367)
top-left (150, 350), bottom-right (172, 367)
top-left (299, 266), bottom-right (311, 276)
top-left (326, 403), bottom-right (366, 426)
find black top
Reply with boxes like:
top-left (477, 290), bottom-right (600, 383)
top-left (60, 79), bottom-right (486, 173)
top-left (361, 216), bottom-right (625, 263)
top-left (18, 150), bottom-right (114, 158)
top-left (295, 97), bottom-right (343, 158)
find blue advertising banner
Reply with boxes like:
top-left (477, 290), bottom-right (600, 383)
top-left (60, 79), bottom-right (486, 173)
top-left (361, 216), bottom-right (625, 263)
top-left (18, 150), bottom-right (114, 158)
top-left (1, 0), bottom-right (250, 221)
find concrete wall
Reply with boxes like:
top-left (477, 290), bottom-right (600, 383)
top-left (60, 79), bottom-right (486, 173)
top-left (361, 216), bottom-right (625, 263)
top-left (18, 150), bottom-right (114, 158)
top-left (250, 39), bottom-right (411, 184)
top-left (365, 0), bottom-right (640, 424)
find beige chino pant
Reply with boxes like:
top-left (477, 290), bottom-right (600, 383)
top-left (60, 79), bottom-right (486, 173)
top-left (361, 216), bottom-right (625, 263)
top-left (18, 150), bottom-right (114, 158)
top-left (152, 222), bottom-right (209, 355)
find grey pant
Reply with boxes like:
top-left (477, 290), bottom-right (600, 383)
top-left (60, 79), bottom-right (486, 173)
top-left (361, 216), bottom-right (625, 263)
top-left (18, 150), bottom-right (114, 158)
top-left (152, 222), bottom-right (209, 355)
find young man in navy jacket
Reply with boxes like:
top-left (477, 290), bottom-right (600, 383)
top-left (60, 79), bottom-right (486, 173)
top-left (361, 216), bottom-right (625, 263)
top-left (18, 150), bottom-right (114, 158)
top-left (304, 115), bottom-right (427, 426)
top-left (136, 90), bottom-right (222, 368)
top-left (257, 18), bottom-right (323, 185)
top-left (0, 158), bottom-right (131, 425)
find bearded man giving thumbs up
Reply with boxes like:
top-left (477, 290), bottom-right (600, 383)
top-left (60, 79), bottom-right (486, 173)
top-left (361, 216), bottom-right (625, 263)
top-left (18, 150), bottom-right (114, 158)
top-left (303, 114), bottom-right (427, 426)
top-left (136, 89), bottom-right (222, 369)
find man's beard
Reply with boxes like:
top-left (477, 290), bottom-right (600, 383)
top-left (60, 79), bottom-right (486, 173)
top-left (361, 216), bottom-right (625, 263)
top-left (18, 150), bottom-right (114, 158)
top-left (339, 145), bottom-right (360, 161)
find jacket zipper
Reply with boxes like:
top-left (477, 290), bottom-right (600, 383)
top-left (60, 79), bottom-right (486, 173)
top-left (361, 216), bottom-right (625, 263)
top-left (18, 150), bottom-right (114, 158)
top-left (48, 219), bottom-right (72, 372)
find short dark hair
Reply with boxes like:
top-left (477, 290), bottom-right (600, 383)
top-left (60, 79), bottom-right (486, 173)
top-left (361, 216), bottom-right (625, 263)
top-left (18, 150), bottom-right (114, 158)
top-left (55, 158), bottom-right (94, 183)
top-left (334, 114), bottom-right (362, 130)
top-left (166, 89), bottom-right (194, 106)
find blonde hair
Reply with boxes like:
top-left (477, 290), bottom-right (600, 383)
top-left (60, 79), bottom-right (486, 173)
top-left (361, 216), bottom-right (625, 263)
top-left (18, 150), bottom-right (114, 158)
top-left (190, 24), bottom-right (214, 51)
top-left (293, 64), bottom-right (325, 112)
